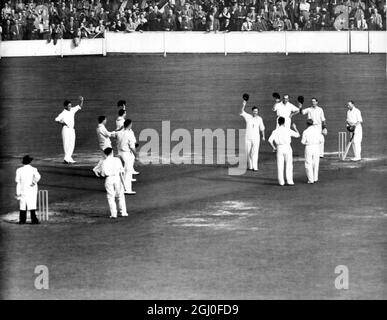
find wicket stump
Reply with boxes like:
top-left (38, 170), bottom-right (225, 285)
top-left (38, 190), bottom-right (49, 221)
top-left (338, 132), bottom-right (347, 160)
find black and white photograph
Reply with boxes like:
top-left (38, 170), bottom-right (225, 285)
top-left (0, 0), bottom-right (386, 304)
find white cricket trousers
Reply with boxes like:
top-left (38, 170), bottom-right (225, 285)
top-left (61, 126), bottom-right (76, 162)
top-left (105, 176), bottom-right (127, 217)
top-left (246, 138), bottom-right (260, 170)
top-left (352, 125), bottom-right (363, 159)
top-left (276, 145), bottom-right (294, 185)
top-left (304, 144), bottom-right (320, 183)
top-left (118, 151), bottom-right (134, 192)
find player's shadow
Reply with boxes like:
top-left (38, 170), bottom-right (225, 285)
top-left (40, 166), bottom-right (97, 178)
top-left (40, 183), bottom-right (105, 193)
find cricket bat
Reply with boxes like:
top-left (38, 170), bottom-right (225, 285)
top-left (342, 133), bottom-right (354, 160)
top-left (120, 173), bottom-right (127, 193)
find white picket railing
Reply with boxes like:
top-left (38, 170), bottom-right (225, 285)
top-left (0, 31), bottom-right (386, 58)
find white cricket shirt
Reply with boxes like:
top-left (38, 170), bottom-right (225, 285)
top-left (240, 111), bottom-right (265, 140)
top-left (116, 130), bottom-right (136, 153)
top-left (268, 126), bottom-right (300, 146)
top-left (96, 124), bottom-right (116, 150)
top-left (101, 156), bottom-right (124, 177)
top-left (302, 106), bottom-right (326, 128)
top-left (55, 105), bottom-right (81, 129)
top-left (116, 116), bottom-right (125, 130)
top-left (346, 106), bottom-right (363, 125)
top-left (301, 126), bottom-right (324, 145)
top-left (274, 101), bottom-right (299, 119)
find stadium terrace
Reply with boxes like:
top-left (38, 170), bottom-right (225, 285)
top-left (1, 0), bottom-right (386, 44)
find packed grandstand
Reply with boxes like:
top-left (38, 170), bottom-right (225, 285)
top-left (0, 0), bottom-right (386, 42)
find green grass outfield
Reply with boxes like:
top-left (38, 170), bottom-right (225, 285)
top-left (0, 54), bottom-right (386, 299)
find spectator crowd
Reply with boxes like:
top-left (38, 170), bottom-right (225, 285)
top-left (1, 0), bottom-right (386, 43)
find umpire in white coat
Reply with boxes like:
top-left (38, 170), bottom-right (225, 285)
top-left (15, 155), bottom-right (41, 224)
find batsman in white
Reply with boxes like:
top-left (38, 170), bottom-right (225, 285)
top-left (268, 117), bottom-right (300, 186)
top-left (55, 96), bottom-right (84, 164)
top-left (301, 119), bottom-right (324, 184)
top-left (240, 95), bottom-right (265, 171)
top-left (15, 155), bottom-right (41, 224)
top-left (94, 147), bottom-right (128, 219)
top-left (299, 97), bottom-right (327, 158)
top-left (346, 100), bottom-right (363, 161)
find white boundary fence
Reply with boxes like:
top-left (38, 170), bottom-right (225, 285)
top-left (0, 31), bottom-right (386, 58)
